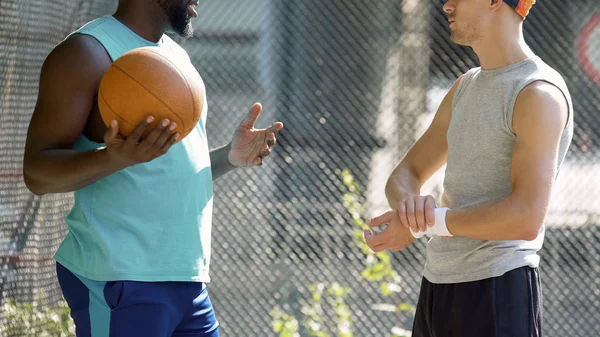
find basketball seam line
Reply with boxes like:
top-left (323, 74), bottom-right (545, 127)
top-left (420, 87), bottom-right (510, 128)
top-left (141, 49), bottom-right (197, 130)
top-left (111, 62), bottom-right (186, 130)
top-left (98, 88), bottom-right (137, 130)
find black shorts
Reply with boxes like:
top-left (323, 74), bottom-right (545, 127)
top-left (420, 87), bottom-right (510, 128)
top-left (412, 266), bottom-right (542, 337)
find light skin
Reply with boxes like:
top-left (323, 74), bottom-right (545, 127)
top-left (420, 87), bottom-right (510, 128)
top-left (364, 0), bottom-right (569, 252)
top-left (23, 0), bottom-right (283, 195)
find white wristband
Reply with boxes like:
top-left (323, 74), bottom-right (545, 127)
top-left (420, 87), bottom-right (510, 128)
top-left (410, 207), bottom-right (452, 239)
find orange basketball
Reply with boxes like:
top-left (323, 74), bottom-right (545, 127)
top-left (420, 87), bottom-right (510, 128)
top-left (98, 46), bottom-right (205, 140)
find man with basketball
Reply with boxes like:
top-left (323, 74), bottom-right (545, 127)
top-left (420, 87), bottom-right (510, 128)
top-left (23, 0), bottom-right (282, 336)
top-left (365, 0), bottom-right (573, 336)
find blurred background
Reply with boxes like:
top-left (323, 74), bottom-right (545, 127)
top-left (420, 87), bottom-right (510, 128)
top-left (1, 0), bottom-right (599, 336)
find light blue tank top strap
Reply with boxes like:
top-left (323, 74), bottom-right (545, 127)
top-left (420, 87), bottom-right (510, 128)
top-left (68, 15), bottom-right (158, 61)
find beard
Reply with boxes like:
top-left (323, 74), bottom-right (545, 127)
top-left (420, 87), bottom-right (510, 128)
top-left (156, 0), bottom-right (194, 38)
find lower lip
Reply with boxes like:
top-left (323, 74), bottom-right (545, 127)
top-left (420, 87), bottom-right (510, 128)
top-left (449, 22), bottom-right (455, 28)
top-left (187, 5), bottom-right (198, 18)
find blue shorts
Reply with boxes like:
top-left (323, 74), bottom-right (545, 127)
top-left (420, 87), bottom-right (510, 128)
top-left (56, 263), bottom-right (220, 337)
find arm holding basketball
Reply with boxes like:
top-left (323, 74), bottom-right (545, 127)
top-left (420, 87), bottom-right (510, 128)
top-left (23, 35), bottom-right (178, 195)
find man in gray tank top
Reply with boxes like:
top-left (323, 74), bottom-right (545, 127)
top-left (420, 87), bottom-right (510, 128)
top-left (364, 0), bottom-right (573, 336)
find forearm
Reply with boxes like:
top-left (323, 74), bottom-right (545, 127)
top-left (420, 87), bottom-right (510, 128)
top-left (23, 148), bottom-right (124, 195)
top-left (446, 196), bottom-right (543, 241)
top-left (385, 166), bottom-right (421, 209)
top-left (209, 143), bottom-right (236, 180)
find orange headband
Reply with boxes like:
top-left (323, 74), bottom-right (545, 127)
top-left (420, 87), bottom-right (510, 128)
top-left (505, 0), bottom-right (536, 19)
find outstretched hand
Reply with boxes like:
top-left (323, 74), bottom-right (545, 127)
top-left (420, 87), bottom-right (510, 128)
top-left (228, 103), bottom-right (284, 167)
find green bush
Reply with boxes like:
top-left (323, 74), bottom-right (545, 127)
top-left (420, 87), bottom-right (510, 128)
top-left (1, 294), bottom-right (75, 337)
top-left (271, 170), bottom-right (415, 337)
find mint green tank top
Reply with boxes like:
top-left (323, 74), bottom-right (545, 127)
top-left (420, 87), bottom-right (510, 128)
top-left (55, 16), bottom-right (214, 282)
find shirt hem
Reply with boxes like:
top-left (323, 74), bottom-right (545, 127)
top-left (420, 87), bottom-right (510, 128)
top-left (54, 254), bottom-right (211, 283)
top-left (422, 261), bottom-right (539, 284)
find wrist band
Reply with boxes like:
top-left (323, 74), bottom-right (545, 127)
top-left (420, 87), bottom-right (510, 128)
top-left (411, 207), bottom-right (452, 239)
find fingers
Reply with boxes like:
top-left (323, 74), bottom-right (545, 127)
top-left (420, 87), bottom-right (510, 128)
top-left (257, 131), bottom-right (277, 163)
top-left (267, 122), bottom-right (284, 134)
top-left (366, 211), bottom-right (395, 228)
top-left (239, 103), bottom-right (263, 129)
top-left (424, 195), bottom-right (436, 228)
top-left (111, 115), bottom-right (181, 164)
top-left (138, 119), bottom-right (174, 153)
top-left (364, 211), bottom-right (416, 252)
top-left (104, 120), bottom-right (119, 141)
top-left (405, 199), bottom-right (418, 232)
top-left (147, 120), bottom-right (177, 155)
top-left (259, 143), bottom-right (271, 158)
top-left (124, 116), bottom-right (154, 150)
top-left (266, 132), bottom-right (276, 147)
top-left (262, 120), bottom-right (283, 146)
top-left (159, 132), bottom-right (181, 154)
top-left (398, 196), bottom-right (437, 233)
top-left (398, 202), bottom-right (410, 229)
top-left (414, 196), bottom-right (426, 231)
top-left (363, 229), bottom-right (389, 253)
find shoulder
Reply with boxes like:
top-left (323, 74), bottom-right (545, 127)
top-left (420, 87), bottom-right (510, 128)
top-left (513, 81), bottom-right (569, 133)
top-left (451, 67), bottom-right (481, 93)
top-left (518, 81), bottom-right (568, 111)
top-left (41, 33), bottom-right (112, 86)
top-left (46, 33), bottom-right (111, 68)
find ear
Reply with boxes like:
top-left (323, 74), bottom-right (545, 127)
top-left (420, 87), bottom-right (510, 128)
top-left (490, 0), bottom-right (504, 11)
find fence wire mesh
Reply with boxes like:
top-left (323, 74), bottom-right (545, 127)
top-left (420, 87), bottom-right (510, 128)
top-left (1, 0), bottom-right (599, 336)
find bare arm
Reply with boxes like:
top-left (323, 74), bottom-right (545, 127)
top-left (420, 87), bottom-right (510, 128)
top-left (385, 76), bottom-right (462, 206)
top-left (23, 35), bottom-right (177, 196)
top-left (383, 75), bottom-right (463, 232)
top-left (23, 35), bottom-right (121, 195)
top-left (446, 82), bottom-right (569, 241)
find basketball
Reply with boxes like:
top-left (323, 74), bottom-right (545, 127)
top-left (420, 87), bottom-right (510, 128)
top-left (98, 46), bottom-right (205, 140)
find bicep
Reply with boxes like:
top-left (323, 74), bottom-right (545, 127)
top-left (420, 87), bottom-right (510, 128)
top-left (25, 35), bottom-right (111, 156)
top-left (509, 82), bottom-right (569, 204)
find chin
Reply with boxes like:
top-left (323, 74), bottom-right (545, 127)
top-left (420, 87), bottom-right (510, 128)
top-left (181, 23), bottom-right (194, 38)
top-left (450, 34), bottom-right (470, 47)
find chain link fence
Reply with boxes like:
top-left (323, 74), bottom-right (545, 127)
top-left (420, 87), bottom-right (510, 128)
top-left (1, 0), bottom-right (599, 336)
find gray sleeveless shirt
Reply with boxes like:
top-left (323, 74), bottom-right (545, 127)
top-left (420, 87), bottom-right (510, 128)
top-left (423, 56), bottom-right (574, 284)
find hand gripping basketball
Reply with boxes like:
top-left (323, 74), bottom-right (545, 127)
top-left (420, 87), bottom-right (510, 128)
top-left (103, 116), bottom-right (179, 169)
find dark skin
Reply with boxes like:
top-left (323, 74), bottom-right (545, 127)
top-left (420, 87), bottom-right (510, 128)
top-left (23, 0), bottom-right (283, 196)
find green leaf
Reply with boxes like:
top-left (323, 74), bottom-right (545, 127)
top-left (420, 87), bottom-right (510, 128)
top-left (361, 268), bottom-right (376, 280)
top-left (342, 173), bottom-right (354, 187)
top-left (397, 303), bottom-right (415, 313)
top-left (376, 251), bottom-right (391, 263)
top-left (380, 283), bottom-right (394, 297)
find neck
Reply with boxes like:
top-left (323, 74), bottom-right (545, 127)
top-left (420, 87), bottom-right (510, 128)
top-left (114, 0), bottom-right (168, 43)
top-left (471, 23), bottom-right (535, 70)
